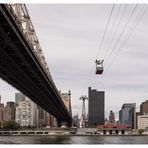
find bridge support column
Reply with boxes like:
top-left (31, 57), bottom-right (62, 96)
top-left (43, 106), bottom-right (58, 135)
top-left (57, 120), bottom-right (72, 128)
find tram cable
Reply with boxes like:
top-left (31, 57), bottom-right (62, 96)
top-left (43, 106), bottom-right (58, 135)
top-left (101, 4), bottom-right (122, 59)
top-left (104, 5), bottom-right (148, 75)
top-left (104, 4), bottom-right (138, 67)
top-left (85, 4), bottom-right (146, 88)
top-left (96, 4), bottom-right (115, 60)
top-left (84, 4), bottom-right (115, 87)
top-left (103, 4), bottom-right (128, 61)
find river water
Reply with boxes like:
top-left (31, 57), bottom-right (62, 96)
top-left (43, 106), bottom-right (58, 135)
top-left (0, 135), bottom-right (148, 144)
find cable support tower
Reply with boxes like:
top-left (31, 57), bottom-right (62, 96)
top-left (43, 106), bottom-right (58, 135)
top-left (79, 95), bottom-right (88, 128)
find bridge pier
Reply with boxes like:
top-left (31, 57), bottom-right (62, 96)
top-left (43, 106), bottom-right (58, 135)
top-left (57, 120), bottom-right (72, 128)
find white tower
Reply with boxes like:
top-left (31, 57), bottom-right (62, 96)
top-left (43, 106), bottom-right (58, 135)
top-left (79, 95), bottom-right (88, 128)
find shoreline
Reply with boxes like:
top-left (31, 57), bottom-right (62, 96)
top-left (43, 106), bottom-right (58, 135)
top-left (0, 133), bottom-right (147, 136)
top-left (0, 128), bottom-right (147, 136)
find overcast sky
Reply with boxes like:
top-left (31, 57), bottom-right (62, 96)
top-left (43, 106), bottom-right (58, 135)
top-left (0, 4), bottom-right (148, 119)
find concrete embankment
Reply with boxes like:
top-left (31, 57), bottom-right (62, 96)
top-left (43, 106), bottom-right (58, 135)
top-left (0, 128), bottom-right (77, 136)
top-left (0, 128), bottom-right (147, 136)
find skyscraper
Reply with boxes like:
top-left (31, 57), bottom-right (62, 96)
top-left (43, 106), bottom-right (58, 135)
top-left (0, 97), bottom-right (15, 123)
top-left (109, 110), bottom-right (115, 123)
top-left (119, 103), bottom-right (136, 129)
top-left (15, 96), bottom-right (39, 127)
top-left (47, 114), bottom-right (55, 128)
top-left (72, 114), bottom-right (80, 127)
top-left (38, 105), bottom-right (48, 127)
top-left (0, 98), bottom-right (4, 123)
top-left (38, 105), bottom-right (55, 128)
top-left (15, 92), bottom-right (25, 105)
top-left (140, 100), bottom-right (148, 115)
top-left (88, 87), bottom-right (105, 127)
top-left (3, 102), bottom-right (15, 121)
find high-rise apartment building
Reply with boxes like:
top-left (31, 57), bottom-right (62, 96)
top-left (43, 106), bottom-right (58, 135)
top-left (119, 103), bottom-right (136, 129)
top-left (140, 100), bottom-right (148, 115)
top-left (3, 102), bottom-right (15, 121)
top-left (0, 105), bottom-right (4, 122)
top-left (15, 95), bottom-right (39, 127)
top-left (38, 105), bottom-right (46, 127)
top-left (38, 105), bottom-right (50, 127)
top-left (47, 114), bottom-right (55, 127)
top-left (72, 114), bottom-right (80, 127)
top-left (0, 96), bottom-right (15, 123)
top-left (38, 106), bottom-right (57, 128)
top-left (0, 99), bottom-right (4, 123)
top-left (88, 87), bottom-right (105, 127)
top-left (15, 92), bottom-right (25, 105)
top-left (109, 110), bottom-right (115, 123)
top-left (15, 92), bottom-right (57, 128)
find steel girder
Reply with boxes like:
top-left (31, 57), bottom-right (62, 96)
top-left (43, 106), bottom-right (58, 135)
top-left (0, 4), bottom-right (72, 125)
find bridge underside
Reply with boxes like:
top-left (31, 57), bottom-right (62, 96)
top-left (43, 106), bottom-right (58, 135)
top-left (0, 5), bottom-right (72, 126)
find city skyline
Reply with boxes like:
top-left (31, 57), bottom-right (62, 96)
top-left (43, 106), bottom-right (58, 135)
top-left (1, 4), bottom-right (148, 119)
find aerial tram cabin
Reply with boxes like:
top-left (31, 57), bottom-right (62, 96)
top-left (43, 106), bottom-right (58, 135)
top-left (95, 60), bottom-right (104, 75)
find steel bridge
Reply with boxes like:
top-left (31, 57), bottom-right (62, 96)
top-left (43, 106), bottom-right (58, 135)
top-left (0, 4), bottom-right (72, 126)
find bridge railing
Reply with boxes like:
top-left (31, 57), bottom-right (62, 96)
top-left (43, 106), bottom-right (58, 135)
top-left (6, 4), bottom-right (54, 84)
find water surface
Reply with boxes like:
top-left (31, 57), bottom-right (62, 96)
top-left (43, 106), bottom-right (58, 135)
top-left (0, 135), bottom-right (148, 144)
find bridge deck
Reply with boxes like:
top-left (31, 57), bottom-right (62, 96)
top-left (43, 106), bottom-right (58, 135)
top-left (0, 4), bottom-right (72, 125)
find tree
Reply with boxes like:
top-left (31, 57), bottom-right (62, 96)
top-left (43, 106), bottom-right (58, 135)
top-left (0, 121), bottom-right (2, 129)
top-left (2, 121), bottom-right (20, 130)
top-left (138, 129), bottom-right (144, 135)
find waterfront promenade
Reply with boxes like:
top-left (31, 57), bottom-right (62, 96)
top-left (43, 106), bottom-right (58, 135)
top-left (0, 127), bottom-right (148, 136)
